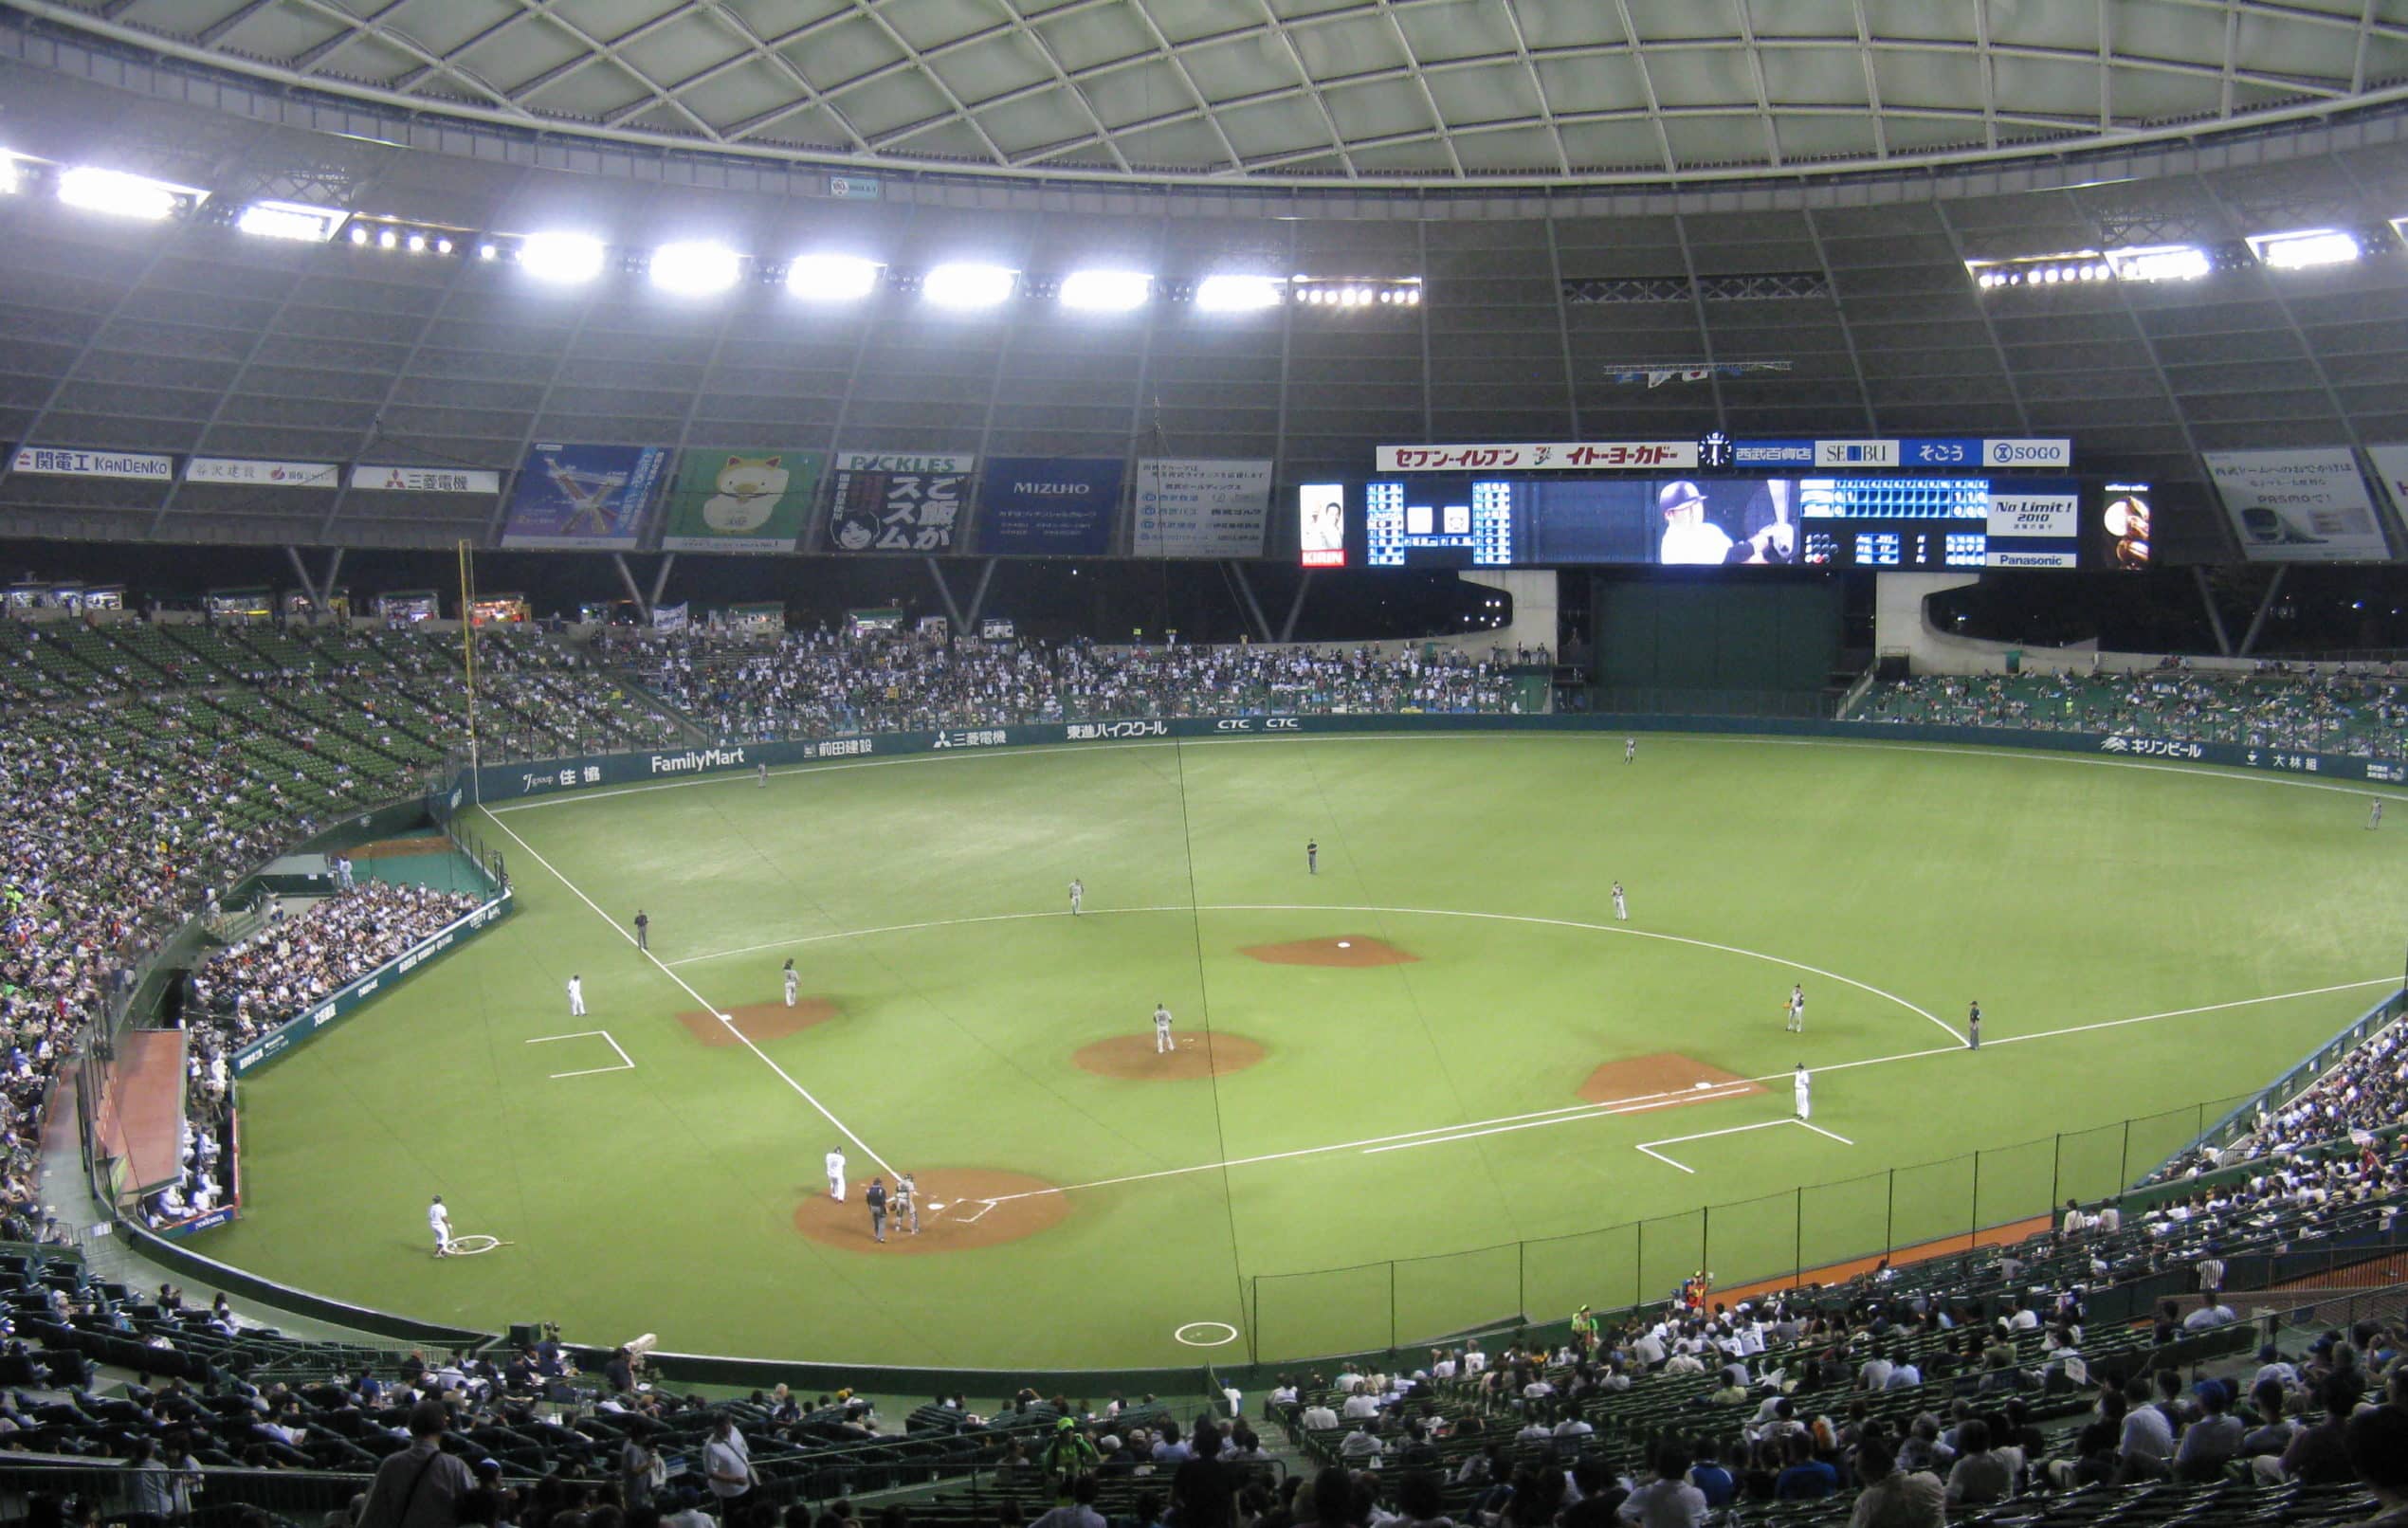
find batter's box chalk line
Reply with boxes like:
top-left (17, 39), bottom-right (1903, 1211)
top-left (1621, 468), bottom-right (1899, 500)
top-left (526, 1029), bottom-right (635, 1079)
top-left (1636, 1117), bottom-right (1854, 1175)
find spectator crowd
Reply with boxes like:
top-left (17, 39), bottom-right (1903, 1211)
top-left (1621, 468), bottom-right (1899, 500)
top-left (188, 882), bottom-right (484, 1047)
top-left (1859, 668), bottom-right (2408, 762)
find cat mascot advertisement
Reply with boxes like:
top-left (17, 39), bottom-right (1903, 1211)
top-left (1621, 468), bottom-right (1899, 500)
top-left (661, 449), bottom-right (829, 553)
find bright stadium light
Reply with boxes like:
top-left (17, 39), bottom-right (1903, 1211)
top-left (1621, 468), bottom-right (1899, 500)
top-left (923, 262), bottom-right (1016, 308)
top-left (1060, 269), bottom-right (1151, 311)
top-left (2250, 228), bottom-right (2360, 270)
top-left (0, 155), bottom-right (21, 196)
top-left (2109, 244), bottom-right (2210, 282)
top-left (520, 231), bottom-right (607, 284)
top-left (1196, 274), bottom-right (1286, 311)
top-left (650, 240), bottom-right (741, 296)
top-left (58, 166), bottom-right (189, 221)
top-left (237, 201), bottom-right (344, 243)
top-left (787, 253), bottom-right (882, 300)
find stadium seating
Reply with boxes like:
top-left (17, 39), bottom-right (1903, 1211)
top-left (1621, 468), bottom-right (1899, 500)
top-left (1857, 672), bottom-right (2408, 763)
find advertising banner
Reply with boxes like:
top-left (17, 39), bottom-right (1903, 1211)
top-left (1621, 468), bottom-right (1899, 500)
top-left (349, 464), bottom-right (503, 495)
top-left (1984, 481), bottom-right (2081, 568)
top-left (976, 456), bottom-right (1126, 555)
top-left (463, 714), bottom-right (2408, 809)
top-left (2362, 446), bottom-right (2408, 545)
top-left (2205, 448), bottom-right (2390, 561)
top-left (660, 448), bottom-right (826, 554)
top-left (654, 602), bottom-right (690, 632)
top-left (184, 457), bottom-right (338, 488)
top-left (824, 450), bottom-right (973, 554)
top-left (9, 446), bottom-right (173, 480)
top-left (1132, 459), bottom-right (1272, 557)
top-left (1376, 442), bottom-right (1697, 473)
top-left (499, 444), bottom-right (670, 549)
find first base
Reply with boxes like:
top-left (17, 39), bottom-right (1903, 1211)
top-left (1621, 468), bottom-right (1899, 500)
top-left (720, 1013), bottom-right (735, 1021)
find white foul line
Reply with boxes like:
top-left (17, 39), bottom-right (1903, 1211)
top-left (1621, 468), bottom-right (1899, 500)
top-left (1362, 1082), bottom-right (1760, 1155)
top-left (527, 1029), bottom-right (635, 1079)
top-left (482, 811), bottom-right (898, 1177)
top-left (981, 973), bottom-right (2397, 1202)
top-left (1636, 1117), bottom-right (1854, 1173)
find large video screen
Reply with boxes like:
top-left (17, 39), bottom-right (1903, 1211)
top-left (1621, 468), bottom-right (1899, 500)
top-left (1299, 474), bottom-right (2132, 569)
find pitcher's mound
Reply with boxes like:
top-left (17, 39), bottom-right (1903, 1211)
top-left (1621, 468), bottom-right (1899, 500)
top-left (794, 1169), bottom-right (1066, 1254)
top-left (1579, 1052), bottom-right (1762, 1108)
top-left (1241, 936), bottom-right (1416, 968)
top-left (1074, 1032), bottom-right (1267, 1080)
top-left (677, 1001), bottom-right (839, 1047)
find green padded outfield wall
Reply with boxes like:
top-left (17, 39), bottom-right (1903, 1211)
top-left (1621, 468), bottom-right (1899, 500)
top-left (1594, 575), bottom-right (1842, 694)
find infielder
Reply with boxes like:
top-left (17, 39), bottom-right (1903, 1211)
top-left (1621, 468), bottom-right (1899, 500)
top-left (825, 1147), bottom-right (847, 1202)
top-left (429, 1195), bottom-right (453, 1258)
top-left (1793, 1064), bottom-right (1812, 1121)
top-left (1611, 882), bottom-right (1628, 922)
top-left (567, 974), bottom-right (586, 1017)
top-left (1967, 1001), bottom-right (1982, 1051)
top-left (782, 959), bottom-right (798, 1008)
top-left (1306, 840), bottom-right (1319, 875)
top-left (1154, 1002), bottom-right (1175, 1054)
top-left (1786, 984), bottom-right (1804, 1033)
top-left (1068, 879), bottom-right (1084, 916)
top-left (894, 1172), bottom-right (920, 1235)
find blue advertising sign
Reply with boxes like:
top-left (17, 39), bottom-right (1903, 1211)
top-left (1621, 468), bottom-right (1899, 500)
top-left (499, 444), bottom-right (671, 549)
top-left (976, 457), bottom-right (1126, 555)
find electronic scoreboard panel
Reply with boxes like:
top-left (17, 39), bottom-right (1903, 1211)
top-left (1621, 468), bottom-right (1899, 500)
top-left (1304, 474), bottom-right (2123, 570)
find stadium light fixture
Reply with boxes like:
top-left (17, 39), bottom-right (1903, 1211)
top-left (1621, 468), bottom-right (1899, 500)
top-left (1195, 274), bottom-right (1286, 311)
top-left (237, 201), bottom-right (344, 243)
top-left (1060, 268), bottom-right (1152, 311)
top-left (378, 228), bottom-right (398, 249)
top-left (58, 166), bottom-right (192, 221)
top-left (650, 240), bottom-right (741, 296)
top-left (2108, 244), bottom-right (2210, 282)
top-left (519, 231), bottom-right (607, 284)
top-left (2249, 227), bottom-right (2360, 270)
top-left (923, 262), bottom-right (1016, 308)
top-left (787, 253), bottom-right (882, 300)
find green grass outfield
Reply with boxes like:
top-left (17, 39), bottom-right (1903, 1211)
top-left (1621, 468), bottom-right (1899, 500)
top-left (206, 731), bottom-right (2405, 1371)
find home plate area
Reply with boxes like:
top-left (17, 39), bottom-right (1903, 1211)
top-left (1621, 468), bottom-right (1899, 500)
top-left (792, 1170), bottom-right (1066, 1254)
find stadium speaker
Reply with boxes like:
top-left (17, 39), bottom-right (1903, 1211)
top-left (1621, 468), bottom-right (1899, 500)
top-left (507, 1321), bottom-right (543, 1348)
top-left (1875, 655), bottom-right (1910, 682)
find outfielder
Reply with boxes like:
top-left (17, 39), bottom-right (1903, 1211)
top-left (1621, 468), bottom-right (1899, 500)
top-left (1786, 984), bottom-right (1804, 1033)
top-left (1625, 737), bottom-right (1636, 763)
top-left (1154, 1003), bottom-right (1175, 1054)
top-left (782, 959), bottom-right (798, 1008)
top-left (429, 1195), bottom-right (453, 1258)
top-left (567, 974), bottom-right (586, 1017)
top-left (1611, 882), bottom-right (1628, 922)
top-left (2372, 800), bottom-right (2384, 830)
top-left (1793, 1064), bottom-right (1812, 1121)
top-left (825, 1147), bottom-right (847, 1202)
top-left (1068, 879), bottom-right (1084, 916)
top-left (1306, 841), bottom-right (1319, 875)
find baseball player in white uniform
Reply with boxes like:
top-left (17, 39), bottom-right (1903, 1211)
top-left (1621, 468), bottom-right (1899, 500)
top-left (894, 1172), bottom-right (920, 1235)
top-left (1068, 879), bottom-right (1084, 916)
top-left (567, 975), bottom-right (585, 1017)
top-left (429, 1195), bottom-right (453, 1257)
top-left (1786, 985), bottom-right (1804, 1033)
top-left (1154, 1003), bottom-right (1174, 1054)
top-left (1793, 1064), bottom-right (1812, 1121)
top-left (1611, 882), bottom-right (1628, 922)
top-left (825, 1147), bottom-right (847, 1202)
top-left (782, 960), bottom-right (799, 1008)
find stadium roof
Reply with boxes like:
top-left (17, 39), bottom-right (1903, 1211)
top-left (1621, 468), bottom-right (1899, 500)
top-left (17, 0), bottom-right (2408, 189)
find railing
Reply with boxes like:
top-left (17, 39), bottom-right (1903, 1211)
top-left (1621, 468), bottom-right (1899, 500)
top-left (2149, 991), bottom-right (2406, 1182)
top-left (1242, 1082), bottom-right (2300, 1365)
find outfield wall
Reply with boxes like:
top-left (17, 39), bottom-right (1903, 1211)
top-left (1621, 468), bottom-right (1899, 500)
top-left (462, 710), bottom-right (2408, 808)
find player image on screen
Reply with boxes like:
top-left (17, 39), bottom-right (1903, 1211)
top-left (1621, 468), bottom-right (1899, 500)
top-left (1657, 479), bottom-right (1797, 566)
top-left (1299, 484), bottom-right (1346, 567)
top-left (2103, 485), bottom-right (2151, 570)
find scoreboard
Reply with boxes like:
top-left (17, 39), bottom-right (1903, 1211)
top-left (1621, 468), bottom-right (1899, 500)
top-left (1305, 473), bottom-right (2118, 570)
